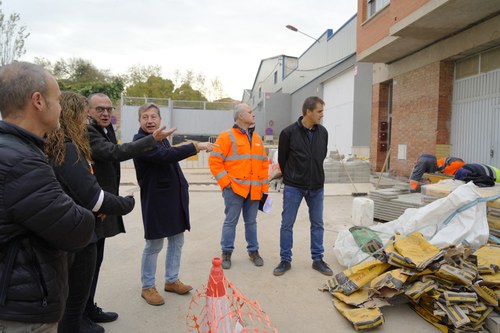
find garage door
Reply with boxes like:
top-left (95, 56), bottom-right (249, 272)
top-left (451, 68), bottom-right (500, 166)
top-left (322, 67), bottom-right (355, 156)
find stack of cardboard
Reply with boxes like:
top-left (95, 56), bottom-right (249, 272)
top-left (324, 232), bottom-right (500, 331)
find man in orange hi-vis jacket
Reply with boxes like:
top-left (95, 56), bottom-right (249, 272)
top-left (208, 103), bottom-right (269, 270)
top-left (409, 153), bottom-right (464, 191)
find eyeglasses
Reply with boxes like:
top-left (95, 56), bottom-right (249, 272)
top-left (94, 106), bottom-right (115, 114)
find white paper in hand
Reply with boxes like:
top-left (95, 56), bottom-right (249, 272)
top-left (259, 193), bottom-right (273, 214)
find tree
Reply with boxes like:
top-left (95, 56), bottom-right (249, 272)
top-left (209, 77), bottom-right (226, 101)
top-left (124, 75), bottom-right (175, 99)
top-left (173, 82), bottom-right (207, 101)
top-left (53, 58), bottom-right (106, 82)
top-left (0, 1), bottom-right (30, 65)
top-left (35, 57), bottom-right (124, 101)
top-left (126, 64), bottom-right (162, 86)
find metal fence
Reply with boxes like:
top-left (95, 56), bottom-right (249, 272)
top-left (121, 97), bottom-right (236, 110)
top-left (178, 150), bottom-right (211, 169)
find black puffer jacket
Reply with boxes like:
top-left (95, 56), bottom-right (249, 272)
top-left (0, 121), bottom-right (94, 323)
top-left (278, 117), bottom-right (328, 190)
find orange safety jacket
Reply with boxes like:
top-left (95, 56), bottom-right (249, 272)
top-left (437, 157), bottom-right (465, 175)
top-left (209, 127), bottom-right (269, 200)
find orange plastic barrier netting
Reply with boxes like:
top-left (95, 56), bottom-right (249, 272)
top-left (186, 258), bottom-right (278, 333)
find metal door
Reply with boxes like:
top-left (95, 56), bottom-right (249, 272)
top-left (451, 69), bottom-right (500, 166)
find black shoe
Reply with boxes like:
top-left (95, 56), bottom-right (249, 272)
top-left (80, 317), bottom-right (105, 333)
top-left (248, 251), bottom-right (264, 267)
top-left (221, 251), bottom-right (232, 269)
top-left (312, 259), bottom-right (333, 276)
top-left (273, 260), bottom-right (291, 276)
top-left (87, 303), bottom-right (118, 323)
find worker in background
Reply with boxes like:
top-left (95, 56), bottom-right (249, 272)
top-left (454, 163), bottom-right (500, 184)
top-left (409, 153), bottom-right (464, 191)
top-left (437, 156), bottom-right (465, 175)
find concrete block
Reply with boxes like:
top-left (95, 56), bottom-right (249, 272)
top-left (486, 313), bottom-right (500, 333)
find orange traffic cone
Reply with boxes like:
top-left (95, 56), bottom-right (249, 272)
top-left (186, 258), bottom-right (277, 333)
top-left (202, 258), bottom-right (236, 333)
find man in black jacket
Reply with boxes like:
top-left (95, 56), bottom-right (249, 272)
top-left (84, 93), bottom-right (174, 329)
top-left (0, 62), bottom-right (95, 332)
top-left (273, 96), bottom-right (333, 277)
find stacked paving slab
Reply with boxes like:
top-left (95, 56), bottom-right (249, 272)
top-left (369, 183), bottom-right (425, 222)
top-left (324, 151), bottom-right (371, 184)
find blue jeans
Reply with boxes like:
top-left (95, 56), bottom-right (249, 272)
top-left (0, 321), bottom-right (57, 333)
top-left (280, 185), bottom-right (324, 262)
top-left (141, 233), bottom-right (184, 289)
top-left (221, 187), bottom-right (259, 253)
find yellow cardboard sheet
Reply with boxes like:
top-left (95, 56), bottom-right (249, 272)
top-left (474, 244), bottom-right (500, 274)
top-left (330, 260), bottom-right (390, 296)
top-left (333, 299), bottom-right (384, 331)
top-left (393, 232), bottom-right (443, 270)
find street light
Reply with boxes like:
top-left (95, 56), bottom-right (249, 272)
top-left (285, 25), bottom-right (320, 44)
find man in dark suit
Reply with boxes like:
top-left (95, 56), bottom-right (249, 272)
top-left (84, 93), bottom-right (174, 332)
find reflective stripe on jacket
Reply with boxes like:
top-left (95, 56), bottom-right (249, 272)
top-left (437, 157), bottom-right (464, 175)
top-left (209, 128), bottom-right (269, 200)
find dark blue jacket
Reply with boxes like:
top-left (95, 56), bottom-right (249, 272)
top-left (133, 128), bottom-right (197, 239)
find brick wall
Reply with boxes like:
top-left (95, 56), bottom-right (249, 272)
top-left (437, 61), bottom-right (454, 144)
top-left (357, 0), bottom-right (431, 54)
top-left (387, 61), bottom-right (453, 177)
top-left (370, 83), bottom-right (389, 171)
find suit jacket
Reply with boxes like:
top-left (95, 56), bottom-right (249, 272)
top-left (87, 122), bottom-right (156, 238)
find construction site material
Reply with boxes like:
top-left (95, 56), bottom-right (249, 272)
top-left (376, 148), bottom-right (391, 190)
top-left (369, 184), bottom-right (423, 222)
top-left (422, 172), bottom-right (453, 184)
top-left (423, 180), bottom-right (500, 245)
top-left (334, 182), bottom-right (489, 267)
top-left (324, 156), bottom-right (370, 184)
top-left (325, 236), bottom-right (500, 332)
top-left (352, 197), bottom-right (374, 227)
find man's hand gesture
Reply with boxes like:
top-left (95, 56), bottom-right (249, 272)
top-left (196, 142), bottom-right (216, 152)
top-left (153, 126), bottom-right (177, 141)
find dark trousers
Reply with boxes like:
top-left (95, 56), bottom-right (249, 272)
top-left (58, 243), bottom-right (97, 333)
top-left (85, 238), bottom-right (105, 314)
top-left (410, 154), bottom-right (437, 182)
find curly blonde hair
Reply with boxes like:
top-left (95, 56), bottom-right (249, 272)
top-left (45, 91), bottom-right (92, 166)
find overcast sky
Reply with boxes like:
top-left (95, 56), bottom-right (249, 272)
top-left (3, 0), bottom-right (357, 100)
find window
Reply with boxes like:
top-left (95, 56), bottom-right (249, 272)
top-left (258, 87), bottom-right (262, 98)
top-left (456, 55), bottom-right (479, 79)
top-left (481, 46), bottom-right (500, 73)
top-left (273, 71), bottom-right (278, 84)
top-left (367, 0), bottom-right (390, 19)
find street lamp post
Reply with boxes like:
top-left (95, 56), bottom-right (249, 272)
top-left (285, 25), bottom-right (320, 43)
